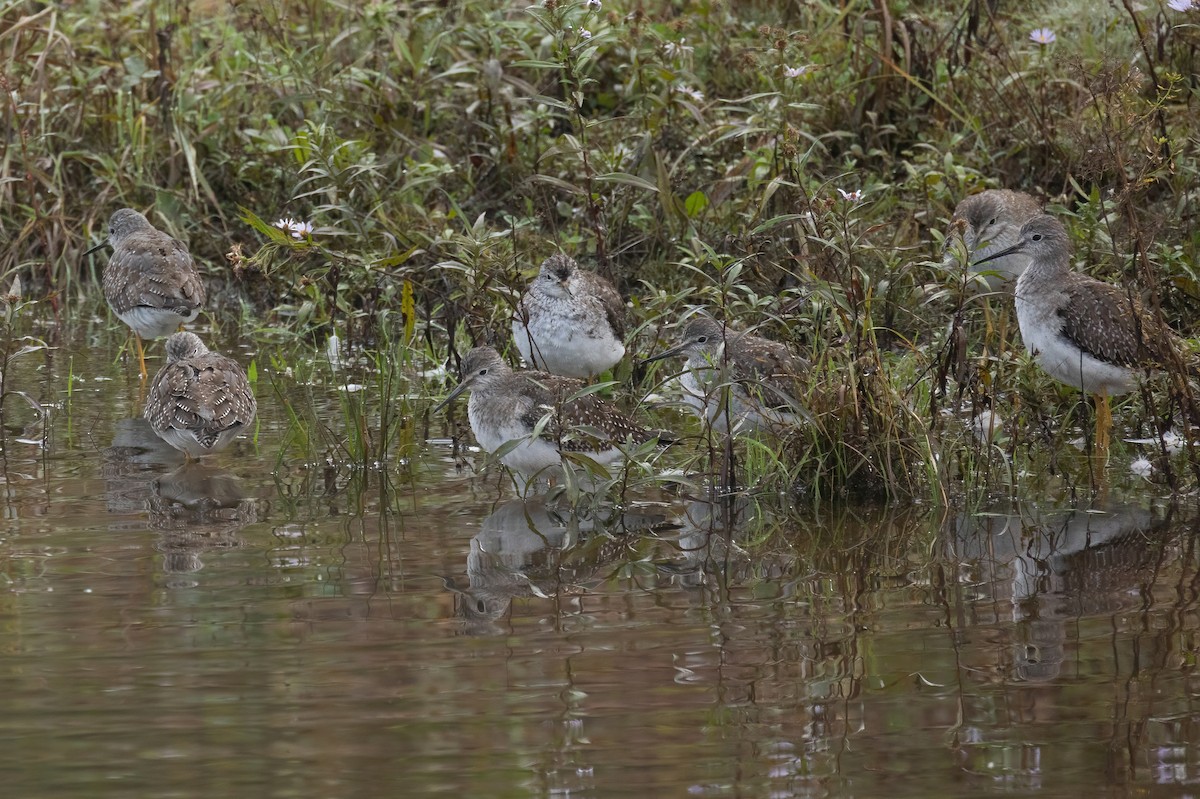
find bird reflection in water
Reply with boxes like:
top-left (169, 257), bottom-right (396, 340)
top-left (446, 497), bottom-right (671, 633)
top-left (149, 461), bottom-right (257, 578)
top-left (103, 418), bottom-right (186, 515)
top-left (655, 496), bottom-right (756, 589)
top-left (949, 502), bottom-right (1175, 682)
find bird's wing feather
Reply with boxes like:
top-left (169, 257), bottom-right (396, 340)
top-left (146, 354), bottom-right (256, 436)
top-left (727, 336), bottom-right (807, 409)
top-left (1059, 277), bottom-right (1183, 369)
top-left (575, 272), bottom-right (626, 341)
top-left (104, 232), bottom-right (205, 315)
top-left (516, 373), bottom-right (652, 451)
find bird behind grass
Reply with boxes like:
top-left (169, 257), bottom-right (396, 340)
top-left (950, 189), bottom-right (1042, 291)
top-left (976, 214), bottom-right (1195, 455)
top-left (643, 316), bottom-right (810, 435)
top-left (512, 254), bottom-right (625, 379)
top-left (434, 346), bottom-right (667, 488)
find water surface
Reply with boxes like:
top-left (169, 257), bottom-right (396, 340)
top-left (2, 329), bottom-right (1198, 797)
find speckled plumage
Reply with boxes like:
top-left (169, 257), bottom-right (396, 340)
top-left (144, 332), bottom-right (257, 458)
top-left (645, 317), bottom-right (809, 434)
top-left (951, 189), bottom-right (1042, 290)
top-left (435, 346), bottom-right (662, 481)
top-left (96, 209), bottom-right (206, 339)
top-left (512, 254), bottom-right (625, 378)
top-left (977, 215), bottom-right (1188, 397)
top-left (86, 208), bottom-right (206, 378)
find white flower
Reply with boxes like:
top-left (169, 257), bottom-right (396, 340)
top-left (663, 39), bottom-right (694, 59)
top-left (585, 0), bottom-right (601, 9)
top-left (1168, 0), bottom-right (1194, 10)
top-left (1130, 457), bottom-right (1154, 478)
top-left (837, 188), bottom-right (863, 202)
top-left (1029, 27), bottom-right (1056, 44)
top-left (783, 65), bottom-right (812, 78)
top-left (289, 220), bottom-right (314, 239)
top-left (579, 27), bottom-right (592, 40)
top-left (274, 217), bottom-right (297, 231)
top-left (675, 83), bottom-right (704, 102)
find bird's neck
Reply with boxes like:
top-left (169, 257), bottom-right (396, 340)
top-left (1016, 253), bottom-right (1070, 293)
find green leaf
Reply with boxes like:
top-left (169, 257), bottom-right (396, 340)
top-left (510, 60), bottom-right (565, 71)
top-left (748, 213), bottom-right (807, 236)
top-left (684, 190), bottom-right (709, 218)
top-left (564, 380), bottom-right (618, 403)
top-left (594, 172), bottom-right (659, 193)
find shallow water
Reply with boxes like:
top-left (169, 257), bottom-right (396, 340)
top-left (2, 327), bottom-right (1200, 797)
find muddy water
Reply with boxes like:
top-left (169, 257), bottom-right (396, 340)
top-left (2, 326), bottom-right (1199, 797)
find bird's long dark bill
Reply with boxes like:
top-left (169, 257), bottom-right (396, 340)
top-left (972, 241), bottom-right (1022, 267)
top-left (641, 343), bottom-right (688, 364)
top-left (83, 240), bottom-right (107, 257)
top-left (431, 380), bottom-right (470, 413)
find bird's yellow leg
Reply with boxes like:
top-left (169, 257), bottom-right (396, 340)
top-left (997, 303), bottom-right (1012, 356)
top-left (136, 334), bottom-right (148, 381)
top-left (982, 299), bottom-right (996, 339)
top-left (1093, 393), bottom-right (1111, 461)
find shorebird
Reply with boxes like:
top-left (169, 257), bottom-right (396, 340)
top-left (975, 214), bottom-right (1192, 454)
top-left (950, 189), bottom-right (1042, 291)
top-left (85, 208), bottom-right (206, 379)
top-left (643, 317), bottom-right (809, 434)
top-left (144, 332), bottom-right (258, 459)
top-left (433, 346), bottom-right (664, 486)
top-left (512, 254), bottom-right (625, 379)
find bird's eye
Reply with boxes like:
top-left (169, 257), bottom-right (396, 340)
top-left (988, 217), bottom-right (997, 226)
top-left (696, 335), bottom-right (708, 343)
top-left (1031, 234), bottom-right (1043, 241)
top-left (478, 368), bottom-right (488, 376)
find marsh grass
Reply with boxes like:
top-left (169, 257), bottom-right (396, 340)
top-left (4, 0), bottom-right (1200, 505)
top-left (0, 283), bottom-right (47, 439)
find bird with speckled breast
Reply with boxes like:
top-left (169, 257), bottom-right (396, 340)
top-left (434, 346), bottom-right (666, 487)
top-left (511, 254), bottom-right (625, 379)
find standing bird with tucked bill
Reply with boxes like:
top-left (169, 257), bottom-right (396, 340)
top-left (144, 332), bottom-right (257, 459)
top-left (85, 208), bottom-right (206, 378)
top-left (511, 254), bottom-right (625, 379)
